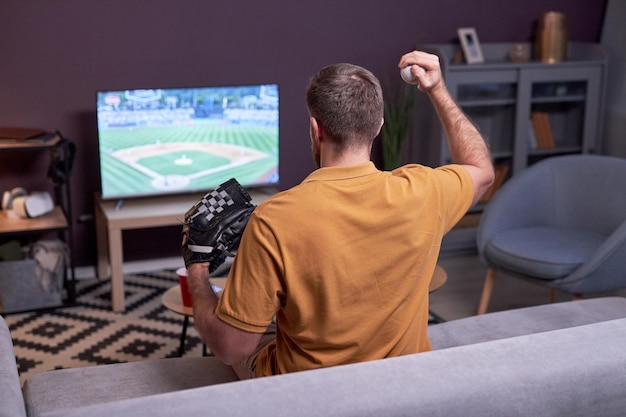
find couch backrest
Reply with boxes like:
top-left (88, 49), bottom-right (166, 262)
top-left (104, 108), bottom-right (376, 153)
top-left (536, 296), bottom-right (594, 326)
top-left (0, 316), bottom-right (27, 417)
top-left (428, 296), bottom-right (626, 349)
top-left (44, 318), bottom-right (626, 417)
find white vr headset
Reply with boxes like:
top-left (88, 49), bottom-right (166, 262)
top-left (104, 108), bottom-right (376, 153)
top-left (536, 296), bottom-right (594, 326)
top-left (2, 187), bottom-right (54, 218)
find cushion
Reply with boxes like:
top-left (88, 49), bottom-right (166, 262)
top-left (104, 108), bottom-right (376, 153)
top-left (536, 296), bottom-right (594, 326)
top-left (484, 226), bottom-right (605, 279)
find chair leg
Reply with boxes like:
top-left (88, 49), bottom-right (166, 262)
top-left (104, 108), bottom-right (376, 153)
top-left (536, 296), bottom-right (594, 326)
top-left (572, 293), bottom-right (583, 301)
top-left (549, 288), bottom-right (555, 303)
top-left (477, 268), bottom-right (496, 315)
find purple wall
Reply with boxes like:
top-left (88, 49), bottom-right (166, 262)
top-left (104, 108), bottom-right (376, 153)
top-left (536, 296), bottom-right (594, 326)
top-left (0, 0), bottom-right (607, 266)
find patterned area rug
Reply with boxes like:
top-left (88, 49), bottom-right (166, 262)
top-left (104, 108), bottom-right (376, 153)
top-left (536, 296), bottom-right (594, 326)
top-left (5, 270), bottom-right (203, 386)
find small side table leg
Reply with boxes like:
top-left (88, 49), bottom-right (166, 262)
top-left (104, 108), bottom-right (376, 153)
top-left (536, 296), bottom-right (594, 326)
top-left (179, 316), bottom-right (189, 357)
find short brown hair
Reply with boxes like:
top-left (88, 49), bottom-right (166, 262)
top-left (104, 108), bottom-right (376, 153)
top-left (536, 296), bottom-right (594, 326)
top-left (306, 63), bottom-right (383, 150)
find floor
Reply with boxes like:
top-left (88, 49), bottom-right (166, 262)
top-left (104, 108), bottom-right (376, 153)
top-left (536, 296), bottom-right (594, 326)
top-left (430, 253), bottom-right (626, 322)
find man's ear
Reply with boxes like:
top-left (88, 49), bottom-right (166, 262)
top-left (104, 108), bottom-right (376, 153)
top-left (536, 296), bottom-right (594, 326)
top-left (310, 117), bottom-right (322, 143)
top-left (376, 118), bottom-right (384, 137)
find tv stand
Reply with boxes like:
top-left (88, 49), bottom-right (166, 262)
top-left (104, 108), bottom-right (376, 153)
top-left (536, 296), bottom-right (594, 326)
top-left (94, 190), bottom-right (275, 311)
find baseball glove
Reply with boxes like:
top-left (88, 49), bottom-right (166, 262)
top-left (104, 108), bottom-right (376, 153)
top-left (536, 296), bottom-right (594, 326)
top-left (181, 178), bottom-right (256, 273)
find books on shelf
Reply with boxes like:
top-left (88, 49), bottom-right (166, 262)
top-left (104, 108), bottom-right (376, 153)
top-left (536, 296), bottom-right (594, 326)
top-left (530, 112), bottom-right (554, 149)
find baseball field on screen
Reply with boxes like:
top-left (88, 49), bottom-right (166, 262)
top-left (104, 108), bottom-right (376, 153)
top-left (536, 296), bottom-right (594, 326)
top-left (98, 121), bottom-right (279, 199)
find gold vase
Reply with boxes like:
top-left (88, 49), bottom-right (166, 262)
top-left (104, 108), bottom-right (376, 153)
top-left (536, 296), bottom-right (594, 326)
top-left (535, 11), bottom-right (568, 63)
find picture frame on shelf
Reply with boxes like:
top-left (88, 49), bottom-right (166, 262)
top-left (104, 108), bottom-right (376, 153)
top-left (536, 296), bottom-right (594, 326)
top-left (458, 27), bottom-right (484, 64)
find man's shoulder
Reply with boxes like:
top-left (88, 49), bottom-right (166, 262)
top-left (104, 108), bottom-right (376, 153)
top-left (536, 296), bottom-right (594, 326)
top-left (253, 186), bottom-right (305, 216)
top-left (396, 163), bottom-right (471, 182)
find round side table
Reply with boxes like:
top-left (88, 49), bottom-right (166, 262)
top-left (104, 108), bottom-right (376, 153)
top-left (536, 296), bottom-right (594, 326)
top-left (161, 277), bottom-right (227, 356)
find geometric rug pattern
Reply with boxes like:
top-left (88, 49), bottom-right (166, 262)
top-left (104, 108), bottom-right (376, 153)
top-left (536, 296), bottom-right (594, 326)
top-left (4, 270), bottom-right (203, 386)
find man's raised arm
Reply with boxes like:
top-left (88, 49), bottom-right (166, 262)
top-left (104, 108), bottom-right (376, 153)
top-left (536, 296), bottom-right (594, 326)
top-left (399, 51), bottom-right (494, 205)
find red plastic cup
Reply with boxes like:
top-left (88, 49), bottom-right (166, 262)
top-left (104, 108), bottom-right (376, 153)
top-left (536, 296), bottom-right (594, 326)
top-left (176, 267), bottom-right (193, 307)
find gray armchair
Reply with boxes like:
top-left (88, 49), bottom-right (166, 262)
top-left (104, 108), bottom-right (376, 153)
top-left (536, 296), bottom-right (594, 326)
top-left (476, 154), bottom-right (626, 314)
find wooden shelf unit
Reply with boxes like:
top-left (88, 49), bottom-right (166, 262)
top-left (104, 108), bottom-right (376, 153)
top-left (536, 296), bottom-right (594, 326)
top-left (0, 206), bottom-right (68, 234)
top-left (0, 136), bottom-right (76, 308)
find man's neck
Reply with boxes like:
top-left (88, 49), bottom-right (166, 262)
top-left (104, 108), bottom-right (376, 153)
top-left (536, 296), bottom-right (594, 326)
top-left (320, 146), bottom-right (371, 168)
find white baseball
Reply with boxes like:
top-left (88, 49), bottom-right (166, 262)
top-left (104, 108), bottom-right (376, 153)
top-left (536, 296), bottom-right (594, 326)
top-left (400, 66), bottom-right (418, 85)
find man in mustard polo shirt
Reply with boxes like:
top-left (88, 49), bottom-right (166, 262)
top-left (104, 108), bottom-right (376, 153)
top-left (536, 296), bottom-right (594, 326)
top-left (186, 50), bottom-right (494, 378)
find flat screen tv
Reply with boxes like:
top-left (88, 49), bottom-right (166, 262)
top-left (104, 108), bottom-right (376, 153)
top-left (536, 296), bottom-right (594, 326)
top-left (96, 83), bottom-right (279, 200)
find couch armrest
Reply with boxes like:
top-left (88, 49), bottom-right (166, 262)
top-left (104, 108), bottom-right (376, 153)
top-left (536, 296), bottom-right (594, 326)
top-left (0, 316), bottom-right (27, 417)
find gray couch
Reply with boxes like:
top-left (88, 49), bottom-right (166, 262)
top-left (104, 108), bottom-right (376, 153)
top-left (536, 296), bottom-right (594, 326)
top-left (3, 297), bottom-right (626, 417)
